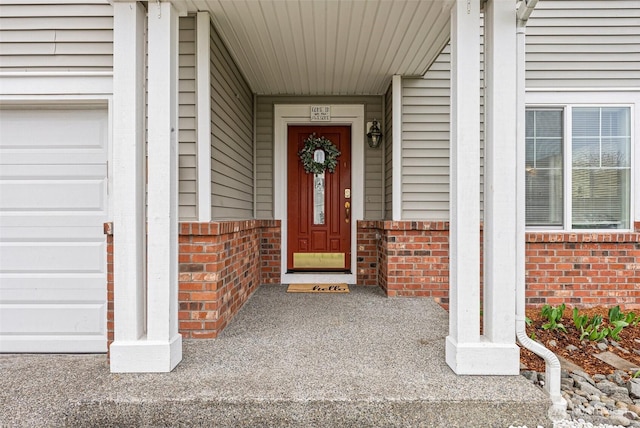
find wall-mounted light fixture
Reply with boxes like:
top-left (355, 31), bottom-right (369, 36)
top-left (366, 119), bottom-right (383, 149)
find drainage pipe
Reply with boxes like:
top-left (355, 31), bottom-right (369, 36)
top-left (514, 0), bottom-right (567, 420)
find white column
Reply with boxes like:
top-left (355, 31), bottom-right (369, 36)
top-left (392, 75), bottom-right (402, 221)
top-left (110, 1), bottom-right (147, 371)
top-left (196, 11), bottom-right (212, 222)
top-left (482, 0), bottom-right (520, 373)
top-left (445, 0), bottom-right (489, 375)
top-left (146, 0), bottom-right (182, 365)
top-left (111, 1), bottom-right (182, 373)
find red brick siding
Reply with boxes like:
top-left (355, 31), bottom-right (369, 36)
top-left (104, 222), bottom-right (114, 347)
top-left (105, 220), bottom-right (281, 346)
top-left (358, 220), bottom-right (640, 310)
top-left (525, 224), bottom-right (640, 309)
top-left (356, 223), bottom-right (378, 286)
top-left (260, 223), bottom-right (281, 284)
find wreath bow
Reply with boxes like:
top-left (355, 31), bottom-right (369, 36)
top-left (298, 133), bottom-right (341, 174)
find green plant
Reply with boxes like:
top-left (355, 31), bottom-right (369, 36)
top-left (573, 307), bottom-right (589, 331)
top-left (540, 303), bottom-right (567, 333)
top-left (633, 370), bottom-right (640, 379)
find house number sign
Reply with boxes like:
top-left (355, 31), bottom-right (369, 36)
top-left (310, 105), bottom-right (331, 121)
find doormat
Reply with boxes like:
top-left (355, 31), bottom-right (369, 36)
top-left (286, 283), bottom-right (350, 293)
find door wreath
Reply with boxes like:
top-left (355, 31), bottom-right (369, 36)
top-left (298, 133), bottom-right (341, 174)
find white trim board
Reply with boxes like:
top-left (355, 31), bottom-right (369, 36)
top-left (274, 104), bottom-right (365, 285)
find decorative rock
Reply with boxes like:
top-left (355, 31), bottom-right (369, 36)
top-left (628, 379), bottom-right (640, 399)
top-left (611, 340), bottom-right (620, 347)
top-left (573, 370), bottom-right (596, 385)
top-left (597, 342), bottom-right (609, 351)
top-left (596, 380), bottom-right (618, 395)
top-left (566, 344), bottom-right (578, 352)
top-left (594, 374), bottom-right (608, 382)
top-left (612, 387), bottom-right (632, 402)
top-left (520, 370), bottom-right (537, 382)
top-left (614, 370), bottom-right (629, 386)
top-left (549, 339), bottom-right (557, 347)
top-left (629, 404), bottom-right (640, 415)
top-left (610, 414), bottom-right (632, 426)
top-left (578, 380), bottom-right (605, 396)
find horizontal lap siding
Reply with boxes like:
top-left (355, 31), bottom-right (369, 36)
top-left (210, 22), bottom-right (254, 219)
top-left (179, 17), bottom-right (197, 220)
top-left (255, 95), bottom-right (384, 220)
top-left (526, 0), bottom-right (640, 88)
top-left (401, 47), bottom-right (452, 221)
top-left (0, 1), bottom-right (113, 71)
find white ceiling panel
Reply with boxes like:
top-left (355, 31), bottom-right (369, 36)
top-left (183, 0), bottom-right (455, 95)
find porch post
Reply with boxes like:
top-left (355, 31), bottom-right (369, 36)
top-left (445, 0), bottom-right (482, 373)
top-left (110, 1), bottom-right (148, 372)
top-left (145, 0), bottom-right (182, 369)
top-left (482, 0), bottom-right (520, 373)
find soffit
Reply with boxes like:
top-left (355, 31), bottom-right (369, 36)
top-left (183, 0), bottom-right (454, 95)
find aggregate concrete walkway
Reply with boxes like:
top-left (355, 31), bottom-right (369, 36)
top-left (0, 285), bottom-right (551, 427)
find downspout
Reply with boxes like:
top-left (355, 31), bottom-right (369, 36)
top-left (514, 0), bottom-right (567, 420)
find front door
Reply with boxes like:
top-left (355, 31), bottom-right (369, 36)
top-left (287, 125), bottom-right (351, 272)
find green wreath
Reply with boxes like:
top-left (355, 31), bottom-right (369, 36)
top-left (298, 133), bottom-right (341, 174)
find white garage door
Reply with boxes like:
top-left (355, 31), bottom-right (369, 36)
top-left (0, 106), bottom-right (108, 353)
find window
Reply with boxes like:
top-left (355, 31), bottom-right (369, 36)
top-left (525, 106), bottom-right (631, 230)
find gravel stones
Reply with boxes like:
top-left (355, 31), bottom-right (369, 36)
top-left (522, 368), bottom-right (640, 427)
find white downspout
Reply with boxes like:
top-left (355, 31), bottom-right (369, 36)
top-left (514, 0), bottom-right (567, 420)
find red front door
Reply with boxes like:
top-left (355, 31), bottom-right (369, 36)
top-left (287, 126), bottom-right (351, 272)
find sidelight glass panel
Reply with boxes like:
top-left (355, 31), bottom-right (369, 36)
top-left (313, 172), bottom-right (325, 225)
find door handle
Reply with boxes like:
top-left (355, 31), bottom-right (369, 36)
top-left (345, 202), bottom-right (350, 223)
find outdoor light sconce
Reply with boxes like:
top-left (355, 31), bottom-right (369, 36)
top-left (367, 119), bottom-right (383, 149)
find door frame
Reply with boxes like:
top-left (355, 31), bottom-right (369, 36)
top-left (274, 104), bottom-right (364, 284)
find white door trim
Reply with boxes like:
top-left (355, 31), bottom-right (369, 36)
top-left (274, 104), bottom-right (364, 284)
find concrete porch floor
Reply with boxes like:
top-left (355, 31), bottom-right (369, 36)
top-left (0, 285), bottom-right (551, 427)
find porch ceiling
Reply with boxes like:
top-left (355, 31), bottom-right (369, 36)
top-left (183, 0), bottom-right (454, 95)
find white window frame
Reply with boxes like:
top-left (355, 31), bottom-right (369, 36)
top-left (526, 91), bottom-right (638, 232)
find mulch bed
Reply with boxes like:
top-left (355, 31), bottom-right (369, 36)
top-left (521, 307), bottom-right (640, 376)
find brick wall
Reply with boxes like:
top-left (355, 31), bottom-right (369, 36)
top-left (105, 219), bottom-right (640, 345)
top-left (104, 223), bottom-right (114, 346)
top-left (359, 220), bottom-right (640, 310)
top-left (526, 224), bottom-right (640, 309)
top-left (105, 220), bottom-right (281, 346)
top-left (356, 223), bottom-right (378, 286)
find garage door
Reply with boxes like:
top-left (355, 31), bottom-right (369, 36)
top-left (0, 106), bottom-right (108, 353)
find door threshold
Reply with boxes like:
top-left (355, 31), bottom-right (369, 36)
top-left (281, 272), bottom-right (355, 285)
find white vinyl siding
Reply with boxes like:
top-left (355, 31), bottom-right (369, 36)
top-left (210, 22), bottom-right (254, 220)
top-left (179, 17), bottom-right (197, 220)
top-left (0, 1), bottom-right (113, 71)
top-left (401, 48), bottom-right (452, 220)
top-left (400, 0), bottom-right (638, 221)
top-left (526, 0), bottom-right (640, 88)
top-left (255, 95), bottom-right (384, 220)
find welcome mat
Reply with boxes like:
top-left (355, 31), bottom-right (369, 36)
top-left (286, 283), bottom-right (350, 293)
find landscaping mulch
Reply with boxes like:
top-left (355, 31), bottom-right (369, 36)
top-left (520, 306), bottom-right (640, 376)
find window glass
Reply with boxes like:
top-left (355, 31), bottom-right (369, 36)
top-left (525, 109), bottom-right (563, 226)
top-left (571, 107), bottom-right (630, 229)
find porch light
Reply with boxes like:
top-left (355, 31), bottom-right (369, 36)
top-left (367, 119), bottom-right (383, 149)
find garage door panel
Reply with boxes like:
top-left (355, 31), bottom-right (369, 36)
top-left (0, 336), bottom-right (107, 353)
top-left (0, 274), bottom-right (106, 302)
top-left (0, 106), bottom-right (108, 353)
top-left (0, 240), bottom-right (105, 273)
top-left (0, 163), bottom-right (107, 178)
top-left (0, 304), bottom-right (105, 334)
top-left (0, 108), bottom-right (107, 151)
top-left (0, 179), bottom-right (106, 212)
top-left (0, 214), bottom-right (107, 228)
